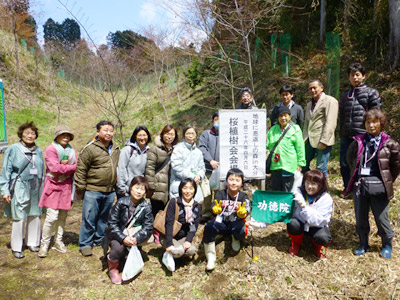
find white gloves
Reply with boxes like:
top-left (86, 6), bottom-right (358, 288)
top-left (293, 192), bottom-right (306, 208)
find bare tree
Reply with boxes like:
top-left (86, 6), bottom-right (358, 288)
top-left (389, 0), bottom-right (400, 70)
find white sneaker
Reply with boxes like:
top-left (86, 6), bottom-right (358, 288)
top-left (38, 243), bottom-right (49, 258)
top-left (232, 236), bottom-right (241, 252)
top-left (52, 242), bottom-right (67, 253)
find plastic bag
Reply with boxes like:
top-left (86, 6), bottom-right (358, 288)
top-left (121, 246), bottom-right (144, 281)
top-left (200, 176), bottom-right (211, 198)
top-left (162, 251), bottom-right (175, 272)
top-left (209, 167), bottom-right (220, 190)
top-left (291, 170), bottom-right (303, 193)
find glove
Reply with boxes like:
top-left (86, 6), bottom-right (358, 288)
top-left (212, 200), bottom-right (222, 215)
top-left (293, 192), bottom-right (306, 208)
top-left (237, 202), bottom-right (247, 219)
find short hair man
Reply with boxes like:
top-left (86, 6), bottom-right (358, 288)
top-left (339, 63), bottom-right (381, 196)
top-left (74, 121), bottom-right (120, 256)
top-left (236, 87), bottom-right (258, 109)
top-left (270, 85), bottom-right (304, 128)
top-left (198, 112), bottom-right (220, 222)
top-left (302, 80), bottom-right (339, 177)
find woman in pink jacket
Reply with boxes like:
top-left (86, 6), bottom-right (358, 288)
top-left (38, 125), bottom-right (77, 258)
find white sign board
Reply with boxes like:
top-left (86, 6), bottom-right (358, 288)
top-left (219, 109), bottom-right (267, 180)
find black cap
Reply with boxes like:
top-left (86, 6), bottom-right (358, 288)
top-left (277, 105), bottom-right (291, 116)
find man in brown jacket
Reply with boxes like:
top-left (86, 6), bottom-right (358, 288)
top-left (74, 121), bottom-right (120, 256)
top-left (302, 79), bottom-right (339, 177)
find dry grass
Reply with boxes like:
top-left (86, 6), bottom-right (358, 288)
top-left (1, 168), bottom-right (400, 300)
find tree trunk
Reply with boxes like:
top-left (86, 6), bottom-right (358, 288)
top-left (389, 0), bottom-right (400, 70)
top-left (320, 0), bottom-right (326, 47)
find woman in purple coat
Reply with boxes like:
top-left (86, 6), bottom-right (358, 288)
top-left (38, 125), bottom-right (77, 258)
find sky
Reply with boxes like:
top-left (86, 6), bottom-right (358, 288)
top-left (32, 0), bottom-right (189, 47)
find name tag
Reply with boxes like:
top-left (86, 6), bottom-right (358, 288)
top-left (215, 215), bottom-right (223, 223)
top-left (360, 167), bottom-right (371, 176)
top-left (30, 168), bottom-right (38, 175)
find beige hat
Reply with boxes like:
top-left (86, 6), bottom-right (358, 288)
top-left (54, 124), bottom-right (74, 141)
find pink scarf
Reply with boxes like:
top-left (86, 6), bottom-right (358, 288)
top-left (183, 198), bottom-right (195, 224)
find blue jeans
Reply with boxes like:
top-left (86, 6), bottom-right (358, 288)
top-left (303, 141), bottom-right (332, 178)
top-left (79, 190), bottom-right (115, 249)
top-left (340, 137), bottom-right (353, 189)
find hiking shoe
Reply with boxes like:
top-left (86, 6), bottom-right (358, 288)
top-left (28, 246), bottom-right (40, 252)
top-left (80, 247), bottom-right (92, 257)
top-left (52, 242), bottom-right (67, 253)
top-left (353, 245), bottom-right (369, 256)
top-left (12, 251), bottom-right (25, 259)
top-left (38, 243), bottom-right (49, 258)
top-left (380, 245), bottom-right (392, 259)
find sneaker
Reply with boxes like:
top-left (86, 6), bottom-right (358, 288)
top-left (38, 244), bottom-right (49, 258)
top-left (52, 242), bottom-right (67, 253)
top-left (28, 246), bottom-right (40, 252)
top-left (80, 247), bottom-right (92, 257)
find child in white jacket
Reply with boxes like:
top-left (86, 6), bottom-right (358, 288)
top-left (288, 169), bottom-right (333, 258)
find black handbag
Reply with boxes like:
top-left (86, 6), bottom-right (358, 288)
top-left (359, 176), bottom-right (386, 197)
top-left (266, 124), bottom-right (292, 174)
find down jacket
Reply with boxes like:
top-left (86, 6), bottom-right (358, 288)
top-left (346, 132), bottom-right (400, 200)
top-left (74, 138), bottom-right (120, 194)
top-left (145, 136), bottom-right (171, 204)
top-left (169, 141), bottom-right (205, 202)
top-left (339, 84), bottom-right (381, 138)
top-left (108, 197), bottom-right (153, 244)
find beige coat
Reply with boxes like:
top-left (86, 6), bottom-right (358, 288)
top-left (303, 92), bottom-right (339, 148)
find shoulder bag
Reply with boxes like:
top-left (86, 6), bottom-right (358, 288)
top-left (266, 124), bottom-right (292, 174)
top-left (153, 198), bottom-right (182, 237)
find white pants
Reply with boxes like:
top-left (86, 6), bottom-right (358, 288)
top-left (41, 208), bottom-right (68, 245)
top-left (11, 216), bottom-right (41, 252)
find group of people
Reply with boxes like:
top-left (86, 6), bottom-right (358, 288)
top-left (1, 62), bottom-right (399, 284)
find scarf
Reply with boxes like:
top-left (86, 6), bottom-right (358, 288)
top-left (47, 142), bottom-right (76, 183)
top-left (20, 140), bottom-right (36, 151)
top-left (183, 198), bottom-right (195, 224)
top-left (52, 141), bottom-right (76, 164)
top-left (366, 133), bottom-right (382, 150)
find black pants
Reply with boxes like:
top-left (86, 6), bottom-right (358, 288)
top-left (353, 188), bottom-right (394, 245)
top-left (287, 218), bottom-right (331, 245)
top-left (108, 239), bottom-right (127, 261)
top-left (271, 169), bottom-right (294, 192)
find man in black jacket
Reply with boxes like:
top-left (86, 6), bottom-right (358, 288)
top-left (339, 63), bottom-right (382, 197)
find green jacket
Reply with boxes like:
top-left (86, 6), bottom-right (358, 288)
top-left (74, 138), bottom-right (120, 193)
top-left (267, 123), bottom-right (306, 174)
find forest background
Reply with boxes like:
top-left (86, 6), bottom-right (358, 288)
top-left (1, 0), bottom-right (400, 299)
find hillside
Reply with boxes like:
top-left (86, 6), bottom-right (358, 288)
top-left (1, 26), bottom-right (400, 300)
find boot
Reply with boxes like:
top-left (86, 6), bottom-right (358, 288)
top-left (288, 232), bottom-right (304, 256)
top-left (380, 238), bottom-right (392, 259)
top-left (153, 229), bottom-right (161, 245)
top-left (231, 236), bottom-right (241, 252)
top-left (107, 255), bottom-right (122, 284)
top-left (38, 242), bottom-right (49, 258)
top-left (204, 242), bottom-right (216, 271)
top-left (312, 239), bottom-right (328, 258)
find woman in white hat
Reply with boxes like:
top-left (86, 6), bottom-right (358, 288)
top-left (38, 125), bottom-right (77, 258)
